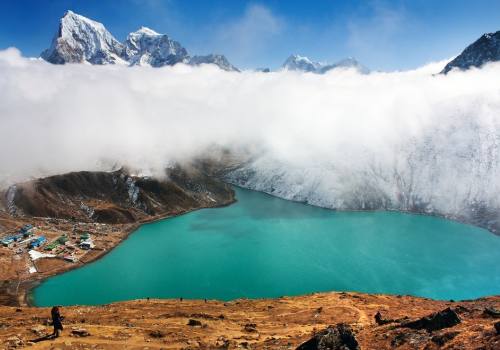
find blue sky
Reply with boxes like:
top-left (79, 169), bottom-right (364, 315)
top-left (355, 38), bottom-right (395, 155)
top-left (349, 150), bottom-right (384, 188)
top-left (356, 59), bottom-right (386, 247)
top-left (1, 0), bottom-right (500, 70)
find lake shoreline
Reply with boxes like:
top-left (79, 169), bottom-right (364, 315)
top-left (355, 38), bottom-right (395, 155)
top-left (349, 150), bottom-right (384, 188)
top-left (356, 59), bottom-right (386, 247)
top-left (1, 195), bottom-right (237, 308)
top-left (4, 185), bottom-right (500, 308)
top-left (33, 186), bottom-right (500, 307)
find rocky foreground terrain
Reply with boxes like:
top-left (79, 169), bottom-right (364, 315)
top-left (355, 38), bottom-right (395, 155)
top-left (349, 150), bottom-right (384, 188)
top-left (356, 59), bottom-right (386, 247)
top-left (0, 292), bottom-right (499, 349)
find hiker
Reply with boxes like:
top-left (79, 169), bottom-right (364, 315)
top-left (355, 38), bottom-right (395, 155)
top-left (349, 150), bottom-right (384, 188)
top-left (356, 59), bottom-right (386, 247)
top-left (51, 306), bottom-right (64, 338)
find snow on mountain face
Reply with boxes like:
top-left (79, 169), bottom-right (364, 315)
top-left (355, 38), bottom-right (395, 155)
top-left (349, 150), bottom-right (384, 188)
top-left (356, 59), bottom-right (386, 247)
top-left (442, 31), bottom-right (500, 74)
top-left (188, 54), bottom-right (240, 72)
top-left (123, 27), bottom-right (189, 67)
top-left (282, 54), bottom-right (369, 74)
top-left (282, 54), bottom-right (321, 72)
top-left (318, 57), bottom-right (370, 74)
top-left (41, 10), bottom-right (125, 65)
top-left (41, 11), bottom-right (238, 71)
top-left (223, 111), bottom-right (500, 234)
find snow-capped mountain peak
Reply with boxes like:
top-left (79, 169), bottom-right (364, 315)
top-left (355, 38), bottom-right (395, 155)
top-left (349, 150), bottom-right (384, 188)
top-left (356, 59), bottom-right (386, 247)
top-left (441, 30), bottom-right (500, 74)
top-left (282, 54), bottom-right (322, 72)
top-left (282, 54), bottom-right (369, 74)
top-left (133, 26), bottom-right (160, 36)
top-left (42, 10), bottom-right (126, 65)
top-left (188, 54), bottom-right (240, 72)
top-left (41, 11), bottom-right (240, 71)
top-left (123, 26), bottom-right (189, 67)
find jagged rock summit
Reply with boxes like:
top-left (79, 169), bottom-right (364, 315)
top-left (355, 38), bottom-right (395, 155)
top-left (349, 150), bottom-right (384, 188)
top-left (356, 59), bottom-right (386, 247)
top-left (41, 10), bottom-right (126, 65)
top-left (41, 10), bottom-right (238, 71)
top-left (123, 26), bottom-right (189, 67)
top-left (282, 54), bottom-right (369, 74)
top-left (441, 30), bottom-right (500, 73)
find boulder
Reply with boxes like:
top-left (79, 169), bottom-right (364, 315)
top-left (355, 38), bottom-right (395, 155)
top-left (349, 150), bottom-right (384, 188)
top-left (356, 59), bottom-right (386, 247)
top-left (401, 308), bottom-right (460, 332)
top-left (149, 329), bottom-right (165, 338)
top-left (243, 323), bottom-right (257, 333)
top-left (71, 328), bottom-right (90, 337)
top-left (374, 311), bottom-right (394, 325)
top-left (483, 307), bottom-right (500, 318)
top-left (296, 323), bottom-right (360, 350)
top-left (187, 319), bottom-right (202, 327)
top-left (495, 321), bottom-right (500, 335)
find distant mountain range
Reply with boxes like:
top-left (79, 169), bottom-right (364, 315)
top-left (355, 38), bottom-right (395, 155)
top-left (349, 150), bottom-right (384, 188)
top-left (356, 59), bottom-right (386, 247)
top-left (40, 11), bottom-right (500, 74)
top-left (41, 10), bottom-right (240, 71)
top-left (40, 10), bottom-right (368, 73)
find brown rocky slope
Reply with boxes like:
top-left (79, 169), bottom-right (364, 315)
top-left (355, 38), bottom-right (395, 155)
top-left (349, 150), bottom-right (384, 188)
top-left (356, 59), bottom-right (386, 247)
top-left (1, 292), bottom-right (499, 349)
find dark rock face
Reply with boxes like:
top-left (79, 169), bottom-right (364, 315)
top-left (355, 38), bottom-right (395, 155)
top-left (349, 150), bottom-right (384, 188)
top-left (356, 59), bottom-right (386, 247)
top-left (483, 307), bottom-right (500, 318)
top-left (494, 321), bottom-right (500, 334)
top-left (0, 166), bottom-right (234, 224)
top-left (296, 324), bottom-right (360, 350)
top-left (441, 31), bottom-right (500, 74)
top-left (401, 308), bottom-right (461, 332)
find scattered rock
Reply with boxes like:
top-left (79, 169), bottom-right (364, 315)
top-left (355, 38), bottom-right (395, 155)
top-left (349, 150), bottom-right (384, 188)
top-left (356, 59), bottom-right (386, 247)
top-left (495, 321), bottom-right (500, 335)
top-left (431, 331), bottom-right (460, 346)
top-left (453, 305), bottom-right (470, 315)
top-left (375, 311), bottom-right (395, 325)
top-left (216, 336), bottom-right (230, 349)
top-left (149, 329), bottom-right (165, 338)
top-left (71, 328), bottom-right (90, 337)
top-left (244, 323), bottom-right (258, 333)
top-left (483, 307), bottom-right (500, 318)
top-left (296, 323), bottom-right (359, 350)
top-left (391, 330), bottom-right (428, 347)
top-left (401, 308), bottom-right (461, 332)
top-left (6, 336), bottom-right (24, 348)
top-left (30, 325), bottom-right (46, 336)
top-left (187, 319), bottom-right (202, 327)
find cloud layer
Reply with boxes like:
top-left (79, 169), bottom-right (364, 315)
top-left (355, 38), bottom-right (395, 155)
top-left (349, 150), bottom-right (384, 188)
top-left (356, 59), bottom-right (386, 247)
top-left (1, 46), bottom-right (500, 220)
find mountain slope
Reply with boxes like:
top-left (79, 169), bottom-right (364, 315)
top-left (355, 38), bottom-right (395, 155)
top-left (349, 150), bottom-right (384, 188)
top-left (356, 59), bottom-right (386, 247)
top-left (0, 167), bottom-right (234, 224)
top-left (441, 31), bottom-right (500, 73)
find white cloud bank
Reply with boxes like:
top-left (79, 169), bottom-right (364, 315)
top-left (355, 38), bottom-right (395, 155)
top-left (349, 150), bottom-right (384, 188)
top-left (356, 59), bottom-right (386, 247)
top-left (1, 47), bottom-right (500, 226)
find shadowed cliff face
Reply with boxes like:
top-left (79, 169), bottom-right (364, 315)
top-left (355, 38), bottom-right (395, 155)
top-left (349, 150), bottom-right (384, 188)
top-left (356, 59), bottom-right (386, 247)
top-left (0, 166), bottom-right (234, 224)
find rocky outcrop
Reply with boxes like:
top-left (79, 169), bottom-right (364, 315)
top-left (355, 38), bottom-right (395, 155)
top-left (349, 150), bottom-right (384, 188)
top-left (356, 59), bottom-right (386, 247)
top-left (296, 324), bottom-right (359, 350)
top-left (401, 307), bottom-right (461, 332)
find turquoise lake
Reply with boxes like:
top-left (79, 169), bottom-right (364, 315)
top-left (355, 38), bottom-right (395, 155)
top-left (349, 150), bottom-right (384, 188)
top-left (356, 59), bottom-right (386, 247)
top-left (33, 187), bottom-right (500, 306)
